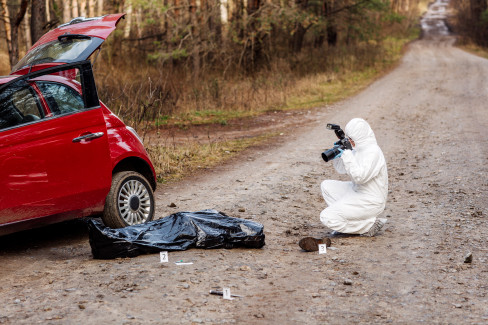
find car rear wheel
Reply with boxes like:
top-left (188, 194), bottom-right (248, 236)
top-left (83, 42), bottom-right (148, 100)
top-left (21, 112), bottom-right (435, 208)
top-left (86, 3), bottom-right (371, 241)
top-left (102, 171), bottom-right (155, 228)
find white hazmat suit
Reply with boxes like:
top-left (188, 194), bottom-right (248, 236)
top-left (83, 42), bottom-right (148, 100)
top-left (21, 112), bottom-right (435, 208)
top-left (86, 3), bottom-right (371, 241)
top-left (320, 118), bottom-right (388, 234)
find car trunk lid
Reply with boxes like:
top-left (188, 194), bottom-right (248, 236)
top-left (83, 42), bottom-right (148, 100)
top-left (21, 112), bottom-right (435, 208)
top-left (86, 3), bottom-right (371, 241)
top-left (11, 14), bottom-right (125, 74)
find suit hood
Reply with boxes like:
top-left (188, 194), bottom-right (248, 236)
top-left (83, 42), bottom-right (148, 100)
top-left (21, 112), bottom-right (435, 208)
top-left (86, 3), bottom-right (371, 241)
top-left (345, 118), bottom-right (377, 149)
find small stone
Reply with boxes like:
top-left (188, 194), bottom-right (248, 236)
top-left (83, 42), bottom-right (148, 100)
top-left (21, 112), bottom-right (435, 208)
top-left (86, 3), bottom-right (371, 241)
top-left (343, 279), bottom-right (353, 285)
top-left (238, 208), bottom-right (246, 212)
top-left (13, 299), bottom-right (20, 304)
top-left (257, 273), bottom-right (267, 279)
top-left (464, 252), bottom-right (473, 264)
top-left (240, 265), bottom-right (251, 271)
top-left (453, 304), bottom-right (462, 308)
top-left (253, 313), bottom-right (265, 318)
top-left (78, 304), bottom-right (85, 310)
top-left (182, 284), bottom-right (190, 289)
top-left (168, 202), bottom-right (177, 208)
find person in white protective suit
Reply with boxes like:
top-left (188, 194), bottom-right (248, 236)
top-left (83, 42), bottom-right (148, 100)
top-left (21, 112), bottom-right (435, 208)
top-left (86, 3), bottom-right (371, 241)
top-left (299, 118), bottom-right (388, 251)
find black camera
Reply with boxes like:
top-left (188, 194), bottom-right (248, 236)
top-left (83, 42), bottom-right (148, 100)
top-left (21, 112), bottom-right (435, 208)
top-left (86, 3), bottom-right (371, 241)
top-left (321, 123), bottom-right (352, 162)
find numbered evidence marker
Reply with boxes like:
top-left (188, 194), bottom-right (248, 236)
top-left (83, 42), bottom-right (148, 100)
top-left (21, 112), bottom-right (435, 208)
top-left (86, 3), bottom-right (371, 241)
top-left (223, 287), bottom-right (234, 300)
top-left (160, 251), bottom-right (169, 263)
top-left (318, 244), bottom-right (327, 254)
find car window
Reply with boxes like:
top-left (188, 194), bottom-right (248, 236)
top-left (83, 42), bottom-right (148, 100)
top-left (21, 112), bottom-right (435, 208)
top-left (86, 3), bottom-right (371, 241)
top-left (12, 37), bottom-right (103, 72)
top-left (36, 81), bottom-right (85, 115)
top-left (0, 81), bottom-right (43, 131)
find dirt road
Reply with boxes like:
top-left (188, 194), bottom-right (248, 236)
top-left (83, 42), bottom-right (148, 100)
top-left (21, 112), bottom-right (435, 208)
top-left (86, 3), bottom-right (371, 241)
top-left (1, 11), bottom-right (488, 325)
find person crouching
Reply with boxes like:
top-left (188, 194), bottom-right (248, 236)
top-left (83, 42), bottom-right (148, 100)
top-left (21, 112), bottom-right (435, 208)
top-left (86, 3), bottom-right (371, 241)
top-left (299, 118), bottom-right (389, 252)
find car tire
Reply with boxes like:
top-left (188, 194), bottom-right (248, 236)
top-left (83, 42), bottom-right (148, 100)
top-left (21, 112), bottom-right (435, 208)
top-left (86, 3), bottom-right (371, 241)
top-left (102, 171), bottom-right (155, 228)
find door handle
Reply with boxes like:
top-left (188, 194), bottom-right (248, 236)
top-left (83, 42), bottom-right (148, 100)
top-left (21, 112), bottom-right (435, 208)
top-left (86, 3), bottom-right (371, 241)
top-left (72, 132), bottom-right (104, 143)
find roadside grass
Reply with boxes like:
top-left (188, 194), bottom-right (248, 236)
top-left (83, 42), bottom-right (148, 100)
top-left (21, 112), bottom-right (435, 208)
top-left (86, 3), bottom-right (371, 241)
top-left (147, 133), bottom-right (278, 183)
top-left (457, 42), bottom-right (488, 60)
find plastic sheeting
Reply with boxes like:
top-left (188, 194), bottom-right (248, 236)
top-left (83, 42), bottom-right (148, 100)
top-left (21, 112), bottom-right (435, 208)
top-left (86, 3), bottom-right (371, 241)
top-left (86, 209), bottom-right (265, 259)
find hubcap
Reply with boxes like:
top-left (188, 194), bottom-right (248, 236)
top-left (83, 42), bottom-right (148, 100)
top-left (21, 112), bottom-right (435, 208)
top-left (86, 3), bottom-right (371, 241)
top-left (129, 196), bottom-right (140, 211)
top-left (117, 179), bottom-right (152, 225)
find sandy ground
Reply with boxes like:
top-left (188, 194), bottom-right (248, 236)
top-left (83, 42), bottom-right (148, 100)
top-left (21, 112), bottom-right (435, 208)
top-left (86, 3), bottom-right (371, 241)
top-left (1, 30), bottom-right (488, 325)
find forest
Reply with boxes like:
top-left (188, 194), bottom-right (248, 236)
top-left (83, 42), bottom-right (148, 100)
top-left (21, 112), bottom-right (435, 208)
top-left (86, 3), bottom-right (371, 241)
top-left (0, 0), bottom-right (485, 180)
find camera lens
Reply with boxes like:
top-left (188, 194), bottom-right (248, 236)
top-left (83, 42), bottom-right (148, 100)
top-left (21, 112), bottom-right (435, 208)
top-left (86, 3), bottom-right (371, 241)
top-left (322, 147), bottom-right (341, 162)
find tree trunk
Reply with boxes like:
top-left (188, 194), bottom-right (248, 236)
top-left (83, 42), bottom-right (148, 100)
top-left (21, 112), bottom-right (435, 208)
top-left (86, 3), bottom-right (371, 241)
top-left (23, 8), bottom-right (31, 51)
top-left (1, 0), bottom-right (12, 65)
top-left (63, 0), bottom-right (71, 22)
top-left (190, 0), bottom-right (200, 77)
top-left (1, 0), bottom-right (29, 68)
top-left (79, 0), bottom-right (87, 17)
top-left (31, 0), bottom-right (47, 44)
top-left (72, 0), bottom-right (79, 17)
top-left (291, 0), bottom-right (308, 53)
top-left (233, 0), bottom-right (244, 39)
top-left (123, 0), bottom-right (132, 38)
top-left (245, 0), bottom-right (262, 69)
top-left (221, 0), bottom-right (229, 35)
top-left (88, 0), bottom-right (95, 17)
top-left (325, 0), bottom-right (337, 46)
top-left (209, 0), bottom-right (222, 43)
top-left (291, 23), bottom-right (306, 52)
top-left (97, 0), bottom-right (103, 15)
top-left (327, 23), bottom-right (337, 46)
top-left (469, 0), bottom-right (488, 44)
top-left (45, 0), bottom-right (51, 22)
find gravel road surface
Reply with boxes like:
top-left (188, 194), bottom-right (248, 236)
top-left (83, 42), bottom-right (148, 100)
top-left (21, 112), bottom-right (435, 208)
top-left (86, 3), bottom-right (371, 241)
top-left (1, 6), bottom-right (487, 324)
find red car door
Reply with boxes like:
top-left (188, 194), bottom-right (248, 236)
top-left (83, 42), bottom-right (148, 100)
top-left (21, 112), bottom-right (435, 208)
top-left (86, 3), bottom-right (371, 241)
top-left (0, 62), bottom-right (112, 225)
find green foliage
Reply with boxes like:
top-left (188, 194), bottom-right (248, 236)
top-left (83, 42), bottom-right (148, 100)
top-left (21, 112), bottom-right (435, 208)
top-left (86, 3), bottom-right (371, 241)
top-left (481, 9), bottom-right (488, 24)
top-left (382, 12), bottom-right (406, 24)
top-left (147, 49), bottom-right (189, 62)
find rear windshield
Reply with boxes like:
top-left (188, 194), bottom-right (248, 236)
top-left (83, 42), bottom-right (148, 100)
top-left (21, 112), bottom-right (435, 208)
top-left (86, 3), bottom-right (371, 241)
top-left (12, 37), bottom-right (103, 72)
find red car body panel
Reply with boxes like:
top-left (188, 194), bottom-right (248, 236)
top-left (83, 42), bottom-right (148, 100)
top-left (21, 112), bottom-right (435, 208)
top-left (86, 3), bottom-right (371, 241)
top-left (31, 14), bottom-right (126, 50)
top-left (0, 108), bottom-right (112, 224)
top-left (11, 14), bottom-right (125, 75)
top-left (101, 105), bottom-right (156, 175)
top-left (13, 63), bottom-right (74, 78)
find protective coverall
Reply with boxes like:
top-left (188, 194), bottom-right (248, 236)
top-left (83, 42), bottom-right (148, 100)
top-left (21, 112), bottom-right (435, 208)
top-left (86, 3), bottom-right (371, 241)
top-left (320, 118), bottom-right (388, 234)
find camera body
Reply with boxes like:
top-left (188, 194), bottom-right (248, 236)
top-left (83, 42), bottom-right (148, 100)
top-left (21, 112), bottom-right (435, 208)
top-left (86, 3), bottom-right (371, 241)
top-left (321, 123), bottom-right (352, 162)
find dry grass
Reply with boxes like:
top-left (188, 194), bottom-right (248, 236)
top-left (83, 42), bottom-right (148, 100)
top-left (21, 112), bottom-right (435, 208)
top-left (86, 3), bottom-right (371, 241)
top-left (457, 42), bottom-right (488, 60)
top-left (96, 37), bottom-right (414, 129)
top-left (146, 133), bottom-right (278, 182)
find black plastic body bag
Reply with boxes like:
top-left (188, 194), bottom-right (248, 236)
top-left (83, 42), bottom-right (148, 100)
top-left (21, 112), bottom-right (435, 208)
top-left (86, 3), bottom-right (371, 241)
top-left (86, 209), bottom-right (265, 259)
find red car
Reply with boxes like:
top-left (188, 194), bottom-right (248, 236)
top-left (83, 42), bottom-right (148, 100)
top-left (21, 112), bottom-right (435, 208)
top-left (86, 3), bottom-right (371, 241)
top-left (0, 14), bottom-right (156, 235)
